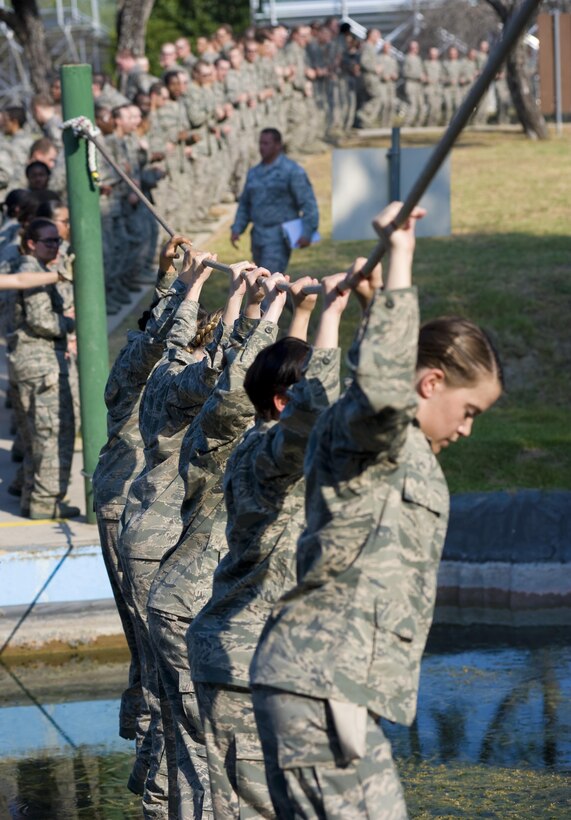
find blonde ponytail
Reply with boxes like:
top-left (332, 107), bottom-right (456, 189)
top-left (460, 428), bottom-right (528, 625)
top-left (187, 307), bottom-right (224, 353)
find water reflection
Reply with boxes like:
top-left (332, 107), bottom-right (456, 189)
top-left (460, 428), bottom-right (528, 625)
top-left (384, 637), bottom-right (571, 773)
top-left (2, 752), bottom-right (141, 819)
top-left (0, 627), bottom-right (569, 818)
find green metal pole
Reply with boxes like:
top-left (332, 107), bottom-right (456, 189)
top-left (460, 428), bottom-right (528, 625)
top-left (61, 64), bottom-right (109, 524)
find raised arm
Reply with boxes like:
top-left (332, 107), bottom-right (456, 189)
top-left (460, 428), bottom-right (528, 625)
top-left (259, 272), bottom-right (349, 481)
top-left (338, 204), bottom-right (425, 456)
top-left (0, 271), bottom-right (59, 290)
top-left (287, 276), bottom-right (319, 341)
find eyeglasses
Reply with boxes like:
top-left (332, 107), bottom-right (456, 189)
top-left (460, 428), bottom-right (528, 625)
top-left (37, 237), bottom-right (62, 246)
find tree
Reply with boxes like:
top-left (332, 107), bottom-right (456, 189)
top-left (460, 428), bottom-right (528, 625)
top-left (484, 0), bottom-right (549, 138)
top-left (117, 0), bottom-right (157, 55)
top-left (0, 0), bottom-right (52, 95)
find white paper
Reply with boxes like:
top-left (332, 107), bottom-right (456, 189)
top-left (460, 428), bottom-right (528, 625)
top-left (282, 218), bottom-right (320, 249)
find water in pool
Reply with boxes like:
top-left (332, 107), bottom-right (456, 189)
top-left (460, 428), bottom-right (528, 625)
top-left (0, 626), bottom-right (569, 818)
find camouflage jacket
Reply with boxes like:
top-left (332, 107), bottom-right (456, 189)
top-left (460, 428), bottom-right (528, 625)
top-left (119, 315), bottom-right (258, 563)
top-left (231, 153), bottom-right (319, 244)
top-left (188, 346), bottom-right (340, 689)
top-left (251, 289), bottom-right (450, 727)
top-left (183, 82), bottom-right (218, 156)
top-left (6, 255), bottom-right (75, 380)
top-left (402, 54), bottom-right (424, 82)
top-left (138, 301), bottom-right (231, 469)
top-left (425, 60), bottom-right (443, 87)
top-left (146, 318), bottom-right (279, 620)
top-left (92, 273), bottom-right (185, 515)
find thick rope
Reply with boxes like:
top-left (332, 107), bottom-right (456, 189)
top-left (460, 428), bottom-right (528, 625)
top-left (61, 115), bottom-right (101, 186)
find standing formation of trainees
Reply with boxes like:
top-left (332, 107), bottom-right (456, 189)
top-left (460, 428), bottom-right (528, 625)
top-left (94, 199), bottom-right (503, 819)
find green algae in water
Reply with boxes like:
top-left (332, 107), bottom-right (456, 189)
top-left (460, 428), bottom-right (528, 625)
top-left (399, 761), bottom-right (571, 819)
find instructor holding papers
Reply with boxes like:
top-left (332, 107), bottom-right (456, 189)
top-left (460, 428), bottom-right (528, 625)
top-left (230, 128), bottom-right (319, 274)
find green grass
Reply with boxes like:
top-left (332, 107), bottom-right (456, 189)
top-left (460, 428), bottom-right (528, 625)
top-left (109, 127), bottom-right (571, 493)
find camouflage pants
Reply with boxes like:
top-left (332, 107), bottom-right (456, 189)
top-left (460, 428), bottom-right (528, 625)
top-left (356, 87), bottom-right (386, 129)
top-left (195, 682), bottom-right (274, 819)
top-left (443, 87), bottom-right (463, 123)
top-left (13, 370), bottom-right (74, 516)
top-left (381, 86), bottom-right (397, 128)
top-left (147, 608), bottom-right (213, 820)
top-left (252, 688), bottom-right (408, 819)
top-left (284, 94), bottom-right (311, 155)
top-left (250, 226), bottom-right (291, 276)
top-left (121, 556), bottom-right (171, 819)
top-left (425, 90), bottom-right (443, 126)
top-left (96, 514), bottom-right (149, 743)
top-left (404, 81), bottom-right (425, 127)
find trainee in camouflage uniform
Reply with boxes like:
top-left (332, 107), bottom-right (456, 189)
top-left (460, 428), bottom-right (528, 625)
top-left (402, 42), bottom-right (426, 126)
top-left (2, 108), bottom-right (36, 189)
top-left (93, 247), bottom-right (189, 749)
top-left (120, 293), bottom-right (233, 819)
top-left (184, 62), bottom-right (221, 229)
top-left (145, 93), bottom-right (183, 234)
top-left (356, 31), bottom-right (384, 129)
top-left (231, 130), bottom-right (319, 275)
top-left (7, 248), bottom-right (75, 518)
top-left (473, 43), bottom-right (491, 125)
top-left (327, 29), bottom-right (348, 136)
top-left (339, 34), bottom-right (361, 133)
top-left (241, 43), bottom-right (263, 134)
top-left (125, 126), bottom-right (160, 285)
top-left (145, 284), bottom-right (284, 819)
top-left (424, 48), bottom-right (444, 126)
top-left (157, 73), bottom-right (195, 233)
top-left (121, 269), bottom-right (255, 818)
top-left (378, 42), bottom-right (399, 128)
top-left (211, 64), bottom-right (234, 204)
top-left (109, 106), bottom-right (153, 293)
top-left (225, 52), bottom-right (256, 195)
top-left (188, 304), bottom-right (343, 817)
top-left (284, 28), bottom-right (315, 154)
top-left (248, 209), bottom-right (458, 818)
top-left (256, 45), bottom-right (281, 132)
top-left (461, 50), bottom-right (478, 95)
top-left (97, 115), bottom-right (134, 312)
top-left (442, 47), bottom-right (464, 123)
top-left (305, 26), bottom-right (332, 139)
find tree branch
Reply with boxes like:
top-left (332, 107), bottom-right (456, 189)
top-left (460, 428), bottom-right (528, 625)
top-left (485, 0), bottom-right (509, 22)
top-left (0, 7), bottom-right (18, 30)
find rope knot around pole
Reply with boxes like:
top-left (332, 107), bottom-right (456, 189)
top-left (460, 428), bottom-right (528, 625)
top-left (60, 115), bottom-right (102, 186)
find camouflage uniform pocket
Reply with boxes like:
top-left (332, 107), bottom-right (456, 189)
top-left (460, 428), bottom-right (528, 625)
top-left (36, 370), bottom-right (59, 394)
top-left (234, 734), bottom-right (274, 819)
top-left (367, 598), bottom-right (415, 722)
top-left (179, 671), bottom-right (206, 746)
